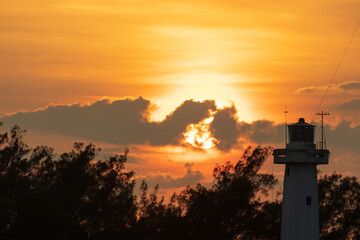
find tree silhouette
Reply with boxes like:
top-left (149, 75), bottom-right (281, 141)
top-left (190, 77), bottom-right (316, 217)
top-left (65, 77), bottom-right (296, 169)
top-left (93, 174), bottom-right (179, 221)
top-left (173, 146), bottom-right (280, 240)
top-left (134, 182), bottom-right (184, 240)
top-left (0, 126), bottom-right (136, 239)
top-left (0, 125), bottom-right (359, 239)
top-left (318, 173), bottom-right (360, 240)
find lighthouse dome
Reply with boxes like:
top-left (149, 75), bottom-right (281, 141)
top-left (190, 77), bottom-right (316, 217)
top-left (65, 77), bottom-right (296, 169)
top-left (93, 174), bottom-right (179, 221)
top-left (288, 118), bottom-right (315, 143)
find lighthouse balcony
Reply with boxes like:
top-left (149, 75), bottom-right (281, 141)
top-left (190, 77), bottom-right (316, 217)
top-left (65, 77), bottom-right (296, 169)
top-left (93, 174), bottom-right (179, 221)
top-left (273, 148), bottom-right (329, 164)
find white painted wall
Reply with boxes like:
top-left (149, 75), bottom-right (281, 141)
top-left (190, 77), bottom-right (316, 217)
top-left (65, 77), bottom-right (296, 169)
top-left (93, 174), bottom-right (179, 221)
top-left (281, 163), bottom-right (319, 240)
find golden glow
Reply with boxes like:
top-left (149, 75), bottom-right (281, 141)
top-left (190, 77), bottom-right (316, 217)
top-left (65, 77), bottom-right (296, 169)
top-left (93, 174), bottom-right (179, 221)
top-left (149, 73), bottom-right (254, 122)
top-left (1, 0), bottom-right (360, 122)
top-left (183, 116), bottom-right (217, 150)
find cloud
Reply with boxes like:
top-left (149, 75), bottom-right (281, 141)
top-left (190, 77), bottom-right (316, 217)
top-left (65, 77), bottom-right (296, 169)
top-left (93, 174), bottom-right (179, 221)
top-left (1, 96), bottom-right (286, 151)
top-left (296, 81), bottom-right (360, 94)
top-left (209, 106), bottom-right (241, 151)
top-left (1, 97), bottom-right (216, 147)
top-left (324, 120), bottom-right (360, 153)
top-left (246, 120), bottom-right (284, 144)
top-left (2, 96), bottom-right (359, 154)
top-left (338, 99), bottom-right (360, 111)
top-left (338, 81), bottom-right (360, 90)
top-left (295, 85), bottom-right (328, 94)
top-left (135, 163), bottom-right (204, 189)
top-left (151, 99), bottom-right (217, 146)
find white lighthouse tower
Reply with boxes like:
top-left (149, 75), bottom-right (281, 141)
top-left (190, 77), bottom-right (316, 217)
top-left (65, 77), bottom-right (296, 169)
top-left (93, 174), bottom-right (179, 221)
top-left (273, 118), bottom-right (329, 240)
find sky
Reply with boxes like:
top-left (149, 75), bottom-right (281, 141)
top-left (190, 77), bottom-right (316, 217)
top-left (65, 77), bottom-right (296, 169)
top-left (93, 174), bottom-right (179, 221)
top-left (1, 0), bottom-right (360, 196)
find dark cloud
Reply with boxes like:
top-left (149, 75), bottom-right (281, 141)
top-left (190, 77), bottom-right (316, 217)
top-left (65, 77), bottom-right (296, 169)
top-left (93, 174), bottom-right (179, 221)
top-left (324, 120), bottom-right (360, 153)
top-left (135, 163), bottom-right (203, 189)
top-left (1, 96), bottom-right (358, 153)
top-left (338, 99), bottom-right (360, 111)
top-left (209, 106), bottom-right (241, 151)
top-left (150, 99), bottom-right (217, 145)
top-left (338, 81), bottom-right (360, 90)
top-left (208, 108), bottom-right (284, 150)
top-left (246, 120), bottom-right (284, 144)
top-left (1, 97), bottom-right (216, 146)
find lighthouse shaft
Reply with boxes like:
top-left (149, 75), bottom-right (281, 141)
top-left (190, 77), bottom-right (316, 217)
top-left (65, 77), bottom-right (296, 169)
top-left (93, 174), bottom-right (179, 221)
top-left (282, 163), bottom-right (319, 239)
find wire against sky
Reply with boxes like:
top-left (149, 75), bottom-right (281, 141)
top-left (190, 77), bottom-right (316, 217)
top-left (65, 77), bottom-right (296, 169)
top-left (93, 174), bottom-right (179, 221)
top-left (312, 19), bottom-right (360, 121)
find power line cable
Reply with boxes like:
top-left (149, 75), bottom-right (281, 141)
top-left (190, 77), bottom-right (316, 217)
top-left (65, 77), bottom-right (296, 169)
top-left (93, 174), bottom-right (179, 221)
top-left (312, 19), bottom-right (360, 122)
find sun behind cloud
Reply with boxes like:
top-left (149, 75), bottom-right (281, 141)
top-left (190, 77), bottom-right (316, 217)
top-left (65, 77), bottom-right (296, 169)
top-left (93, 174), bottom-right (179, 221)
top-left (151, 73), bottom-right (254, 123)
top-left (183, 115), bottom-right (217, 150)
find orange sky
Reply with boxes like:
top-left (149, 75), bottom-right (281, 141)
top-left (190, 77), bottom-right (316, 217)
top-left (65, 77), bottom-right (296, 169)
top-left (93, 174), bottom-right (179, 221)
top-left (1, 0), bottom-right (360, 195)
top-left (1, 0), bottom-right (359, 121)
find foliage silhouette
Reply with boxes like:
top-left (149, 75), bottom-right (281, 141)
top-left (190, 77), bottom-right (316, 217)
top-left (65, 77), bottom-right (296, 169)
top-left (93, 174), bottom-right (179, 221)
top-left (319, 173), bottom-right (360, 240)
top-left (0, 126), bottom-right (136, 239)
top-left (173, 146), bottom-right (280, 240)
top-left (0, 126), bottom-right (359, 239)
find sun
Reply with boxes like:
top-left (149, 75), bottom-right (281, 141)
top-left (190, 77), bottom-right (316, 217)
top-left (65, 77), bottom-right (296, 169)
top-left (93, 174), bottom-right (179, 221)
top-left (183, 116), bottom-right (217, 150)
top-left (150, 73), bottom-right (254, 123)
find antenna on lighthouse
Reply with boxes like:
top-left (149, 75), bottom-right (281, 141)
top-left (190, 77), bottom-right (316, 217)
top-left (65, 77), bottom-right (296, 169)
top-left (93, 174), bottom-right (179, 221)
top-left (316, 111), bottom-right (330, 150)
top-left (284, 106), bottom-right (288, 146)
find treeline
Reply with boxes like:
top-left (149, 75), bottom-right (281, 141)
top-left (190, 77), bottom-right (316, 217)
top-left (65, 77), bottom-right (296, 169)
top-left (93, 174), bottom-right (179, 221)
top-left (0, 126), bottom-right (359, 240)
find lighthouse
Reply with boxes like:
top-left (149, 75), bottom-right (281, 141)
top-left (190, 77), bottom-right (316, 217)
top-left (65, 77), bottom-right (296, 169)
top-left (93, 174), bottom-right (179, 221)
top-left (273, 118), bottom-right (329, 240)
